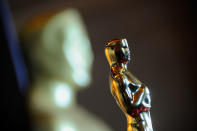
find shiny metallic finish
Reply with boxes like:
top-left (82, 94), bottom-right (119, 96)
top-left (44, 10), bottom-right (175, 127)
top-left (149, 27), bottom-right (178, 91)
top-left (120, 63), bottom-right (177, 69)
top-left (105, 38), bottom-right (153, 131)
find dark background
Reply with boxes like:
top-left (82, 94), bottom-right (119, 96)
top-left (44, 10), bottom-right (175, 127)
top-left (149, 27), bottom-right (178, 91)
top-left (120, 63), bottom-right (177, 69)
top-left (2, 0), bottom-right (196, 130)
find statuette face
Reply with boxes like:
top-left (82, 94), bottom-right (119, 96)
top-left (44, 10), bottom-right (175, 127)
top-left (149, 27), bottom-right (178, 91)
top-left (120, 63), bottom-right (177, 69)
top-left (105, 38), bottom-right (153, 131)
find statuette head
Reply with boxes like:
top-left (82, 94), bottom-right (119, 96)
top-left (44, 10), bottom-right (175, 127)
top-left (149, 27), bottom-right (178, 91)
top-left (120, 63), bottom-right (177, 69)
top-left (105, 38), bottom-right (131, 66)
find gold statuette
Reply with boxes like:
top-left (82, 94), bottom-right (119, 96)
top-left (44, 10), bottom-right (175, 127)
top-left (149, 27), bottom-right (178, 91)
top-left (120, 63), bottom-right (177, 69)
top-left (105, 38), bottom-right (153, 131)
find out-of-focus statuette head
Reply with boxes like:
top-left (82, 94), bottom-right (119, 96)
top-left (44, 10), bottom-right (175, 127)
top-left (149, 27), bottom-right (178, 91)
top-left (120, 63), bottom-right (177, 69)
top-left (21, 9), bottom-right (93, 89)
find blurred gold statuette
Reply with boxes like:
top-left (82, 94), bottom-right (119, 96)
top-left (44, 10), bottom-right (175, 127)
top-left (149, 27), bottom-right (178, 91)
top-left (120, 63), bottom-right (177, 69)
top-left (105, 38), bottom-right (153, 131)
top-left (21, 9), bottom-right (111, 131)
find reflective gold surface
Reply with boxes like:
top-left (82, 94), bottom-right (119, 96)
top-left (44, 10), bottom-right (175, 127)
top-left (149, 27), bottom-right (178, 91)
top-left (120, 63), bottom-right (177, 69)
top-left (105, 38), bottom-right (153, 131)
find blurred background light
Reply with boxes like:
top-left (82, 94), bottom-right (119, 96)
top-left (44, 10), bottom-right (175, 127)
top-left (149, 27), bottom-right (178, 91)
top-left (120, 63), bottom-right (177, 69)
top-left (60, 126), bottom-right (75, 131)
top-left (54, 83), bottom-right (72, 107)
top-left (72, 70), bottom-right (90, 87)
